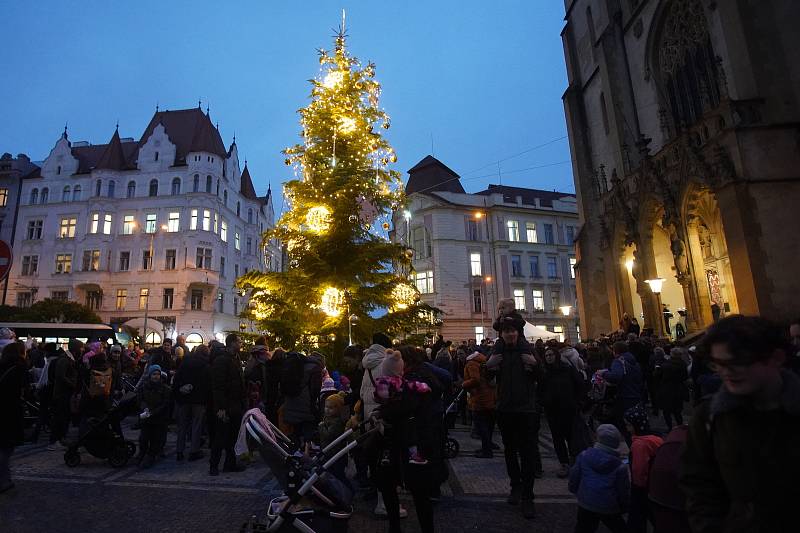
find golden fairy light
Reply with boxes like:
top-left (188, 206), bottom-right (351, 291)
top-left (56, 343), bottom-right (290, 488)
top-left (320, 286), bottom-right (345, 317)
top-left (337, 115), bottom-right (357, 134)
top-left (391, 282), bottom-right (418, 311)
top-left (305, 205), bottom-right (332, 233)
top-left (323, 70), bottom-right (344, 89)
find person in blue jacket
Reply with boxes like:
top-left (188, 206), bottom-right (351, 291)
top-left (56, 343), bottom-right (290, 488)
top-left (603, 341), bottom-right (644, 439)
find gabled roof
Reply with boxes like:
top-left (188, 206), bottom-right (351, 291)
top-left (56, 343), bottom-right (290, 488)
top-left (95, 128), bottom-right (130, 171)
top-left (476, 184), bottom-right (575, 208)
top-left (70, 141), bottom-right (139, 174)
top-left (240, 164), bottom-right (259, 201)
top-left (139, 108), bottom-right (227, 165)
top-left (406, 155), bottom-right (465, 195)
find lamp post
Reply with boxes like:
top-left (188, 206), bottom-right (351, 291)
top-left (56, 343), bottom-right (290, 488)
top-left (559, 305), bottom-right (572, 343)
top-left (141, 222), bottom-right (169, 348)
top-left (481, 276), bottom-right (491, 341)
top-left (348, 314), bottom-right (358, 346)
top-left (403, 210), bottom-right (411, 248)
top-left (644, 278), bottom-right (666, 337)
top-left (475, 208), bottom-right (498, 328)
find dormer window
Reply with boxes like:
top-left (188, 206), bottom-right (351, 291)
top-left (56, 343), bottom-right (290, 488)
top-left (154, 151), bottom-right (159, 161)
top-left (149, 179), bottom-right (158, 197)
top-left (193, 174), bottom-right (200, 192)
top-left (56, 165), bottom-right (61, 175)
top-left (107, 180), bottom-right (116, 198)
top-left (95, 179), bottom-right (102, 197)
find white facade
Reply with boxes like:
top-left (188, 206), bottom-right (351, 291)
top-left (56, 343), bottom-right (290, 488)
top-left (394, 157), bottom-right (580, 343)
top-left (6, 108), bottom-right (280, 346)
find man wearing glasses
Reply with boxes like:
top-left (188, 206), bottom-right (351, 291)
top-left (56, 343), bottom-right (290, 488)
top-left (680, 315), bottom-right (800, 533)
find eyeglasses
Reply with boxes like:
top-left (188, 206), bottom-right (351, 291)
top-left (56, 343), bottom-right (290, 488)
top-left (708, 356), bottom-right (758, 372)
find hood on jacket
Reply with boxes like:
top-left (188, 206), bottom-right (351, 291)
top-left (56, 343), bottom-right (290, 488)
top-left (466, 351), bottom-right (486, 363)
top-left (582, 447), bottom-right (623, 475)
top-left (362, 344), bottom-right (388, 371)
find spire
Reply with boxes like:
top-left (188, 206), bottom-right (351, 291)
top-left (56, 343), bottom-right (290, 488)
top-left (63, 122), bottom-right (68, 139)
top-left (96, 127), bottom-right (129, 170)
top-left (156, 102), bottom-right (159, 112)
top-left (232, 132), bottom-right (236, 144)
top-left (198, 98), bottom-right (202, 109)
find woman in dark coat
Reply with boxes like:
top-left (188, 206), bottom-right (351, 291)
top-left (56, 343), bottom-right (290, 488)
top-left (0, 342), bottom-right (29, 493)
top-left (654, 350), bottom-right (689, 430)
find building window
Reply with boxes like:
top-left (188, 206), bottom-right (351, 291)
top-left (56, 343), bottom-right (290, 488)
top-left (511, 255), bottom-right (522, 277)
top-left (202, 209), bottom-right (211, 231)
top-left (165, 249), bottom-right (176, 270)
top-left (570, 257), bottom-right (577, 279)
top-left (90, 213), bottom-right (100, 234)
top-left (21, 255), bottom-right (38, 276)
top-left (62, 186), bottom-right (70, 202)
top-left (148, 179), bottom-right (158, 197)
top-left (551, 290), bottom-right (561, 312)
top-left (116, 289), bottom-right (127, 310)
top-left (107, 180), bottom-right (115, 198)
top-left (191, 289), bottom-right (203, 310)
top-left (530, 255), bottom-right (540, 277)
top-left (474, 326), bottom-right (485, 343)
top-left (0, 188), bottom-right (6, 206)
top-left (466, 219), bottom-right (478, 241)
top-left (29, 188), bottom-right (38, 205)
top-left (190, 209), bottom-right (198, 230)
top-left (123, 215), bottom-right (135, 234)
top-left (51, 291), bottom-right (68, 302)
top-left (220, 256), bottom-right (226, 277)
top-left (55, 253), bottom-right (72, 274)
top-left (40, 187), bottom-right (49, 204)
top-left (236, 201), bottom-right (241, 217)
top-left (139, 288), bottom-right (149, 310)
top-left (234, 232), bottom-right (241, 251)
top-left (532, 289), bottom-right (544, 311)
top-left (59, 217), bottom-right (77, 238)
top-left (163, 288), bottom-right (174, 310)
top-left (86, 290), bottom-right (102, 310)
top-left (470, 252), bottom-right (482, 276)
top-left (415, 270), bottom-right (434, 294)
top-left (206, 175), bottom-right (212, 193)
top-left (119, 251), bottom-right (130, 271)
top-left (193, 174), bottom-right (200, 192)
top-left (95, 179), bottom-right (102, 197)
top-left (566, 225), bottom-right (575, 244)
top-left (220, 220), bottom-right (228, 242)
top-left (234, 297), bottom-right (239, 315)
top-left (513, 289), bottom-right (526, 311)
top-left (154, 151), bottom-right (159, 161)
top-left (217, 292), bottom-right (224, 313)
top-left (544, 223), bottom-right (555, 244)
top-left (82, 250), bottom-right (100, 271)
top-left (26, 220), bottom-right (43, 240)
top-left (547, 256), bottom-right (558, 278)
top-left (213, 212), bottom-right (218, 234)
top-left (196, 247), bottom-right (212, 269)
top-left (526, 222), bottom-right (537, 243)
top-left (247, 208), bottom-right (253, 224)
top-left (412, 227), bottom-right (431, 259)
top-left (142, 249), bottom-right (153, 270)
top-left (103, 214), bottom-right (112, 235)
top-left (127, 181), bottom-right (136, 198)
top-left (507, 220), bottom-right (520, 242)
top-left (473, 289), bottom-right (482, 313)
top-left (168, 211), bottom-right (180, 232)
top-left (223, 190), bottom-right (228, 206)
top-left (216, 179), bottom-right (220, 196)
top-left (145, 213), bottom-right (157, 234)
top-left (17, 292), bottom-right (33, 308)
top-left (72, 185), bottom-right (81, 201)
top-left (171, 177), bottom-right (181, 195)
top-left (246, 237), bottom-right (252, 255)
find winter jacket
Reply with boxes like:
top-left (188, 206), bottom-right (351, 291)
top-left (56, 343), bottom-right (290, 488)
top-left (360, 344), bottom-right (388, 419)
top-left (137, 380), bottom-right (172, 425)
top-left (434, 349), bottom-right (453, 377)
top-left (147, 347), bottom-right (174, 372)
top-left (318, 414), bottom-right (347, 452)
top-left (0, 360), bottom-right (27, 448)
top-left (210, 350), bottom-right (245, 416)
top-left (630, 434), bottom-right (663, 488)
top-left (605, 352), bottom-right (644, 404)
top-left (52, 353), bottom-right (77, 401)
top-left (172, 353), bottom-right (211, 405)
top-left (560, 347), bottom-right (587, 377)
top-left (282, 353), bottom-right (324, 425)
top-left (539, 360), bottom-right (584, 414)
top-left (649, 425), bottom-right (689, 511)
top-left (462, 353), bottom-right (496, 411)
top-left (680, 370), bottom-right (800, 533)
top-left (569, 447), bottom-right (631, 514)
top-left (486, 340), bottom-right (541, 414)
top-left (655, 357), bottom-right (689, 413)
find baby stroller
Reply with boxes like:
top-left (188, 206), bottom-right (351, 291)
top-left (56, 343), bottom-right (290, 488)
top-left (443, 387), bottom-right (466, 459)
top-left (64, 392), bottom-right (138, 468)
top-left (240, 412), bottom-right (377, 532)
top-left (587, 371), bottom-right (617, 430)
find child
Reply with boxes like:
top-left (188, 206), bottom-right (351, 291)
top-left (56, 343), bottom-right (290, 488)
top-left (491, 298), bottom-right (531, 355)
top-left (136, 365), bottom-right (172, 468)
top-left (568, 424), bottom-right (631, 533)
top-left (624, 404), bottom-right (664, 533)
top-left (373, 350), bottom-right (430, 465)
top-left (318, 377), bottom-right (339, 416)
top-left (318, 392), bottom-right (351, 485)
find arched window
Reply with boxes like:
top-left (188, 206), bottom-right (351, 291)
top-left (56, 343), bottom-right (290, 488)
top-left (95, 179), bottom-right (102, 197)
top-left (247, 208), bottom-right (253, 224)
top-left (185, 333), bottom-right (203, 351)
top-left (72, 185), bottom-right (81, 201)
top-left (206, 175), bottom-right (212, 193)
top-left (216, 179), bottom-right (220, 196)
top-left (193, 174), bottom-right (200, 192)
top-left (127, 180), bottom-right (136, 198)
top-left (149, 179), bottom-right (158, 197)
top-left (223, 190), bottom-right (228, 205)
top-left (171, 177), bottom-right (181, 195)
top-left (62, 186), bottom-right (71, 202)
top-left (30, 188), bottom-right (38, 205)
top-left (107, 180), bottom-right (116, 198)
top-left (40, 188), bottom-right (49, 204)
top-left (237, 201), bottom-right (241, 217)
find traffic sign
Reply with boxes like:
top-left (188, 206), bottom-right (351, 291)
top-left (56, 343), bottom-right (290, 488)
top-left (0, 240), bottom-right (12, 282)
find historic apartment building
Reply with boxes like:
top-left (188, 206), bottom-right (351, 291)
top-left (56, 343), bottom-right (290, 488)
top-left (561, 0), bottom-right (800, 338)
top-left (5, 106), bottom-right (281, 347)
top-left (394, 156), bottom-right (579, 343)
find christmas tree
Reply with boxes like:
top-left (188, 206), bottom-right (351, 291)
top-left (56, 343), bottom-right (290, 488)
top-left (239, 17), bottom-right (438, 352)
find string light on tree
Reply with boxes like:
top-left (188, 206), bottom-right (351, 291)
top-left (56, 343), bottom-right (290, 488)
top-left (391, 282), bottom-right (419, 311)
top-left (305, 205), bottom-right (332, 234)
top-left (319, 286), bottom-right (345, 317)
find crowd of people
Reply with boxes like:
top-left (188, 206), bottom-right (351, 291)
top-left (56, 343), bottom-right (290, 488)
top-left (0, 309), bottom-right (799, 533)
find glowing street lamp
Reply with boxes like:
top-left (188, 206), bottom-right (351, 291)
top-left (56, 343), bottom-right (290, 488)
top-left (559, 305), bottom-right (572, 342)
top-left (645, 278), bottom-right (666, 337)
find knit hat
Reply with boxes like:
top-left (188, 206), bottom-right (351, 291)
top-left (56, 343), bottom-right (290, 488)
top-left (381, 350), bottom-right (404, 377)
top-left (594, 424), bottom-right (626, 456)
top-left (338, 375), bottom-right (351, 391)
top-left (372, 332), bottom-right (392, 349)
top-left (321, 377), bottom-right (336, 392)
top-left (149, 364), bottom-right (162, 375)
top-left (624, 404), bottom-right (651, 435)
top-left (325, 392), bottom-right (345, 410)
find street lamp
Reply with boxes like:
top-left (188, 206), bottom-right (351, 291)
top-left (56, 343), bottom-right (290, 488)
top-left (559, 305), bottom-right (572, 343)
top-left (403, 210), bottom-right (411, 247)
top-left (348, 314), bottom-right (358, 346)
top-left (645, 278), bottom-right (666, 337)
top-left (140, 222), bottom-right (169, 348)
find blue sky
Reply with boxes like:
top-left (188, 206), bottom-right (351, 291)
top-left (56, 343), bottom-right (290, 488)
top-left (1, 1), bottom-right (572, 207)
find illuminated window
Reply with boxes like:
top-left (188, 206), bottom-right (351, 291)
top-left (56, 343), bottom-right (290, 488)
top-left (103, 214), bottom-right (112, 235)
top-left (532, 289), bottom-right (544, 311)
top-left (202, 210), bottom-right (211, 231)
top-left (526, 222), bottom-right (537, 243)
top-left (234, 232), bottom-right (241, 251)
top-left (145, 213), bottom-right (157, 234)
top-left (59, 217), bottom-right (77, 238)
top-left (90, 213), bottom-right (100, 234)
top-left (55, 253), bottom-right (72, 274)
top-left (513, 289), bottom-right (525, 311)
top-left (220, 220), bottom-right (228, 242)
top-left (474, 326), bottom-right (485, 343)
top-left (190, 209), bottom-right (198, 230)
top-left (470, 252), bottom-right (482, 276)
top-left (570, 257), bottom-right (577, 279)
top-left (168, 212), bottom-right (180, 232)
top-left (122, 215), bottom-right (135, 234)
top-left (415, 270), bottom-right (434, 294)
top-left (116, 289), bottom-right (127, 310)
top-left (507, 220), bottom-right (519, 242)
top-left (139, 288), bottom-right (149, 310)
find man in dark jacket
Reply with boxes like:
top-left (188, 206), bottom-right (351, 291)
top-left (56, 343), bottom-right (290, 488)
top-left (209, 334), bottom-right (246, 475)
top-left (486, 321), bottom-right (542, 520)
top-left (680, 316), bottom-right (800, 533)
top-left (603, 341), bottom-right (644, 439)
top-left (173, 347), bottom-right (211, 461)
top-left (148, 338), bottom-right (174, 372)
top-left (47, 340), bottom-right (81, 450)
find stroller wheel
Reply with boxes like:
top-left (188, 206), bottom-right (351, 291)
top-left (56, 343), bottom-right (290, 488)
top-left (444, 438), bottom-right (460, 459)
top-left (109, 445), bottom-right (129, 468)
top-left (126, 441), bottom-right (137, 458)
top-left (64, 450), bottom-right (81, 467)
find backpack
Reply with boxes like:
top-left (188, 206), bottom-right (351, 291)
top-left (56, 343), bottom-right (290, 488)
top-left (280, 352), bottom-right (305, 397)
top-left (88, 368), bottom-right (113, 398)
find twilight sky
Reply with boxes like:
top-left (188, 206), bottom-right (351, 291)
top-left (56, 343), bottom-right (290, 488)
top-left (1, 1), bottom-right (572, 209)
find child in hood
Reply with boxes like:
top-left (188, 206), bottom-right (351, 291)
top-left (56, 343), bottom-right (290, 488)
top-left (136, 364), bottom-right (172, 468)
top-left (318, 392), bottom-right (351, 486)
top-left (318, 377), bottom-right (339, 416)
top-left (625, 404), bottom-right (664, 533)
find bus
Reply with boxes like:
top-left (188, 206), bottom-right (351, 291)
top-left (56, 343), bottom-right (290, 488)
top-left (0, 322), bottom-right (119, 348)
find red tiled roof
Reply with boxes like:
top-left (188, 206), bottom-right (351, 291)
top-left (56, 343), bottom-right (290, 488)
top-left (240, 164), bottom-right (259, 200)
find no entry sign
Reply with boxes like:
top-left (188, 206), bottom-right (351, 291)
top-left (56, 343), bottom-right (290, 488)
top-left (0, 240), bottom-right (12, 282)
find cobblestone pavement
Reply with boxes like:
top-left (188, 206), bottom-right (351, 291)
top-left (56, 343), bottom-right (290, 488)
top-left (0, 418), bottom-right (616, 532)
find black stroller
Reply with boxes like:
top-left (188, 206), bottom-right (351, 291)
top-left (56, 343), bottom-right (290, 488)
top-left (443, 387), bottom-right (466, 459)
top-left (239, 412), bottom-right (377, 533)
top-left (64, 393), bottom-right (138, 468)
